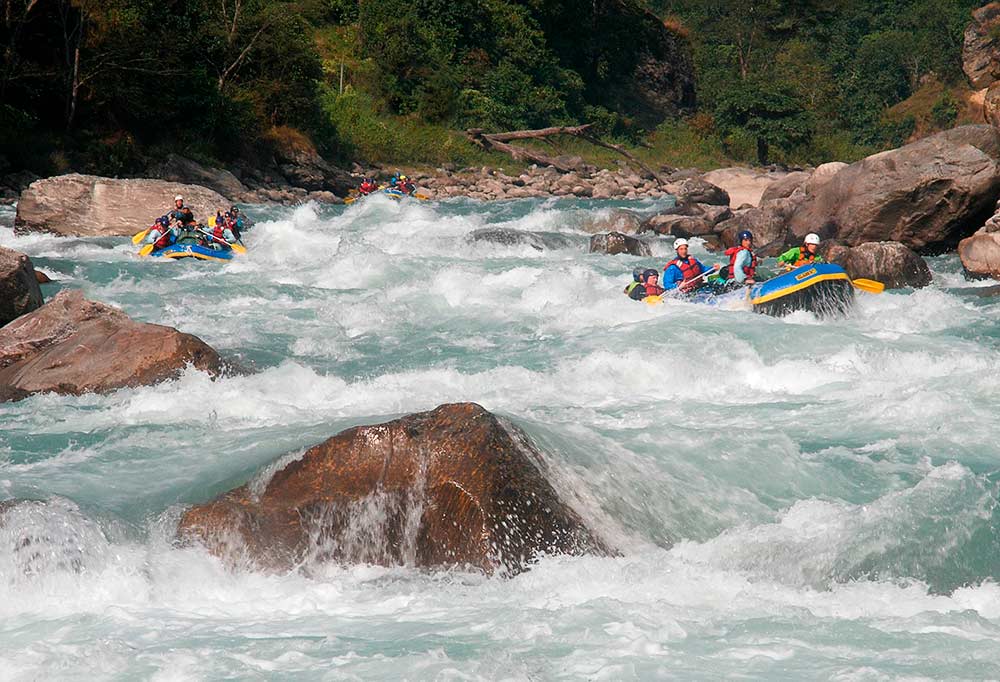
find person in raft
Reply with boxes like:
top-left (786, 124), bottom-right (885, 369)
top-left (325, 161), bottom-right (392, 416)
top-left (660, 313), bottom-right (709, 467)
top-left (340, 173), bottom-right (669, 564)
top-left (358, 177), bottom-right (378, 195)
top-left (777, 233), bottom-right (824, 270)
top-left (723, 230), bottom-right (758, 286)
top-left (663, 239), bottom-right (712, 293)
top-left (144, 216), bottom-right (175, 250)
top-left (624, 267), bottom-right (646, 299)
top-left (203, 218), bottom-right (237, 251)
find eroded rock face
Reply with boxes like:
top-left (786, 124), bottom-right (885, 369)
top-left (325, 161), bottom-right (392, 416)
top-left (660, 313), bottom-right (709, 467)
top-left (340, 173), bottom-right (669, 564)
top-left (825, 241), bottom-right (932, 289)
top-left (149, 154), bottom-right (247, 201)
top-left (177, 403), bottom-right (611, 574)
top-left (0, 246), bottom-right (44, 327)
top-left (964, 3), bottom-right (1000, 89)
top-left (787, 126), bottom-right (1000, 252)
top-left (14, 174), bottom-right (228, 237)
top-left (701, 167), bottom-right (786, 208)
top-left (0, 290), bottom-right (224, 402)
top-left (717, 196), bottom-right (802, 257)
top-left (589, 232), bottom-right (652, 256)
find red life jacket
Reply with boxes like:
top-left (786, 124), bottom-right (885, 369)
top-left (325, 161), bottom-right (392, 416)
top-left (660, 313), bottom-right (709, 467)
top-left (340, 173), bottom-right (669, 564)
top-left (644, 283), bottom-right (665, 296)
top-left (211, 224), bottom-right (226, 243)
top-left (665, 257), bottom-right (704, 282)
top-left (153, 225), bottom-right (172, 249)
top-left (725, 246), bottom-right (758, 279)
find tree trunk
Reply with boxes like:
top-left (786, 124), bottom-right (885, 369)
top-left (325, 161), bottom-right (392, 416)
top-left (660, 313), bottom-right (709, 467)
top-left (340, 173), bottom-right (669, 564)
top-left (756, 137), bottom-right (769, 165)
top-left (66, 43), bottom-right (80, 131)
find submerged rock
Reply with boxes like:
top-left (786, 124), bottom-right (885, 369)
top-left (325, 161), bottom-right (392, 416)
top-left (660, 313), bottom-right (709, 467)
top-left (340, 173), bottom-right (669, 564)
top-left (825, 241), bottom-right (932, 289)
top-left (14, 173), bottom-right (228, 237)
top-left (0, 290), bottom-right (225, 402)
top-left (466, 227), bottom-right (574, 251)
top-left (589, 231), bottom-right (652, 256)
top-left (177, 403), bottom-right (611, 574)
top-left (0, 246), bottom-right (44, 327)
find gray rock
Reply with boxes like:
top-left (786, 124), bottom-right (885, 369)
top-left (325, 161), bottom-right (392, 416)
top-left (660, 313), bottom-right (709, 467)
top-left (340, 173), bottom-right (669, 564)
top-left (759, 171), bottom-right (811, 204)
top-left (588, 232), bottom-right (652, 256)
top-left (578, 209), bottom-right (643, 234)
top-left (639, 214), bottom-right (714, 238)
top-left (14, 174), bottom-right (229, 237)
top-left (149, 154), bottom-right (247, 200)
top-left (826, 241), bottom-right (932, 289)
top-left (0, 246), bottom-right (44, 327)
top-left (788, 126), bottom-right (1000, 251)
top-left (466, 228), bottom-right (575, 251)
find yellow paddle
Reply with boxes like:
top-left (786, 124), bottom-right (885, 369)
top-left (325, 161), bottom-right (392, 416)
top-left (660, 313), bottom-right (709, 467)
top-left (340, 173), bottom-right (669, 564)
top-left (132, 228), bottom-right (151, 244)
top-left (851, 278), bottom-right (884, 294)
top-left (138, 243), bottom-right (155, 257)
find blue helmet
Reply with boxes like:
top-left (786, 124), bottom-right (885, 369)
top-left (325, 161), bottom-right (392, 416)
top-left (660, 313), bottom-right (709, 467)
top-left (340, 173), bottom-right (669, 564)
top-left (632, 267), bottom-right (644, 282)
top-left (738, 230), bottom-right (754, 242)
top-left (642, 268), bottom-right (659, 281)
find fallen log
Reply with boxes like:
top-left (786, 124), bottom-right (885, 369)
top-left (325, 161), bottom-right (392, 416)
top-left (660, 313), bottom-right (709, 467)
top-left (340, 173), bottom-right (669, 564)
top-left (466, 126), bottom-right (663, 182)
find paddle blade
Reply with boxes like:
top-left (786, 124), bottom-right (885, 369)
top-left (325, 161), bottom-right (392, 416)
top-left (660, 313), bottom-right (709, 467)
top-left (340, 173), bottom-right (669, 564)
top-left (344, 196), bottom-right (356, 205)
top-left (208, 216), bottom-right (216, 227)
top-left (644, 295), bottom-right (663, 306)
top-left (131, 228), bottom-right (150, 245)
top-left (852, 278), bottom-right (885, 294)
top-left (138, 243), bottom-right (154, 257)
top-left (414, 193), bottom-right (430, 201)
top-left (230, 242), bottom-right (247, 254)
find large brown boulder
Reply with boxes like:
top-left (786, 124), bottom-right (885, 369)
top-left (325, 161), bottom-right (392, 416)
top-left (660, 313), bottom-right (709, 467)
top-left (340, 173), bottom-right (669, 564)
top-left (959, 225), bottom-right (1000, 279)
top-left (177, 403), bottom-right (611, 574)
top-left (758, 170), bottom-right (811, 204)
top-left (14, 174), bottom-right (229, 237)
top-left (0, 246), bottom-right (44, 327)
top-left (0, 290), bottom-right (225, 402)
top-left (964, 3), bottom-right (1000, 89)
top-left (716, 196), bottom-right (802, 257)
top-left (589, 231), bottom-right (652, 256)
top-left (787, 126), bottom-right (1000, 252)
top-left (825, 241), bottom-right (932, 289)
top-left (666, 177), bottom-right (730, 206)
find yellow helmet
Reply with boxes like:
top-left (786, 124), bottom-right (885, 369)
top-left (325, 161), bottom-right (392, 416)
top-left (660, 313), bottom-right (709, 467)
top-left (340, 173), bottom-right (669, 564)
top-left (400, 175), bottom-right (408, 180)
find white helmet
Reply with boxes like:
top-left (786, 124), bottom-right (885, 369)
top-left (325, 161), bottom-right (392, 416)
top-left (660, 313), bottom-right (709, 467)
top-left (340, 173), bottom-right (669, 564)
top-left (174, 195), bottom-right (183, 202)
top-left (674, 238), bottom-right (689, 250)
top-left (804, 233), bottom-right (820, 245)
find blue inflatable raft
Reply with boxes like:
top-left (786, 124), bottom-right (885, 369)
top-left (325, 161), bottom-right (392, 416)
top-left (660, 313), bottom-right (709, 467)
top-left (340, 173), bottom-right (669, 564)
top-left (747, 263), bottom-right (854, 317)
top-left (149, 242), bottom-right (235, 262)
top-left (645, 263), bottom-right (855, 317)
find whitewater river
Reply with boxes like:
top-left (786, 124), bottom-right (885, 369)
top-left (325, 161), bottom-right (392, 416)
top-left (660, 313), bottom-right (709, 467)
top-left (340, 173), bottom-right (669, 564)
top-left (2, 196), bottom-right (1000, 679)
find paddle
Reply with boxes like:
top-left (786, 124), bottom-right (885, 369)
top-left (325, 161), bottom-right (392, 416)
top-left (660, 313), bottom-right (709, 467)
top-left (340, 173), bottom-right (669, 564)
top-left (851, 278), bottom-right (884, 294)
top-left (138, 242), bottom-right (155, 257)
top-left (132, 227), bottom-right (152, 244)
top-left (197, 228), bottom-right (247, 254)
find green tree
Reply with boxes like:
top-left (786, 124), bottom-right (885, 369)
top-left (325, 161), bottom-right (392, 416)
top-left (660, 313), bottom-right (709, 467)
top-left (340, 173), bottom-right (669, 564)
top-left (714, 77), bottom-right (813, 164)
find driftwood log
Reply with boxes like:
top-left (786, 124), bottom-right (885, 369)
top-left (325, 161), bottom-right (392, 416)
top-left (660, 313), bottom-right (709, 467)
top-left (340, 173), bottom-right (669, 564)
top-left (466, 125), bottom-right (662, 182)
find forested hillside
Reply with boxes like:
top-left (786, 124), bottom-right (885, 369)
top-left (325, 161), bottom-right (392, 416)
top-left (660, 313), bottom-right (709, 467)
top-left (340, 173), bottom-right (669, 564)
top-left (0, 0), bottom-right (986, 178)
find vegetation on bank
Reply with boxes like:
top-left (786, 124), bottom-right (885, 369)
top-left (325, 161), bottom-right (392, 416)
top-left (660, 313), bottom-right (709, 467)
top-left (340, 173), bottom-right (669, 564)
top-left (0, 0), bottom-right (987, 180)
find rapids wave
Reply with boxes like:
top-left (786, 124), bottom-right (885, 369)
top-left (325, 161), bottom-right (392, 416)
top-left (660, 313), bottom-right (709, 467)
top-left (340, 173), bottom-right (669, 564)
top-left (3, 196), bottom-right (1000, 678)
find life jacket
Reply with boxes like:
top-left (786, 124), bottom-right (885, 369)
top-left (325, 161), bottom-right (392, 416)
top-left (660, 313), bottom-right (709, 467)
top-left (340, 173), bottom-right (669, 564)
top-left (644, 283), bottom-right (665, 296)
top-left (211, 223), bottom-right (228, 245)
top-left (625, 281), bottom-right (641, 295)
top-left (153, 225), bottom-right (172, 249)
top-left (793, 248), bottom-right (817, 267)
top-left (725, 246), bottom-right (757, 280)
top-left (665, 257), bottom-right (704, 282)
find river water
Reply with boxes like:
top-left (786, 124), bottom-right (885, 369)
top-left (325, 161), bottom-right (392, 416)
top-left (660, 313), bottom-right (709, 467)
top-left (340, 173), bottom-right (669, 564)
top-left (2, 197), bottom-right (1000, 679)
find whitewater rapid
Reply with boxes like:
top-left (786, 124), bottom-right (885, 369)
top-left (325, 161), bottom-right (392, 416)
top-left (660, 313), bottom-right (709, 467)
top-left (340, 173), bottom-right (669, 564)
top-left (2, 197), bottom-right (1000, 679)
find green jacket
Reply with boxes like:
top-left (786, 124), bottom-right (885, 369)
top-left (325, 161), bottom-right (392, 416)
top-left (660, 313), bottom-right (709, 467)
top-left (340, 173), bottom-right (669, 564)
top-left (777, 246), bottom-right (824, 267)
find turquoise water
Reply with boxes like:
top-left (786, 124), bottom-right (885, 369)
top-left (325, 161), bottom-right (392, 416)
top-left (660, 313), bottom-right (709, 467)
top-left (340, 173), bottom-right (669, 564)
top-left (3, 197), bottom-right (1000, 679)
